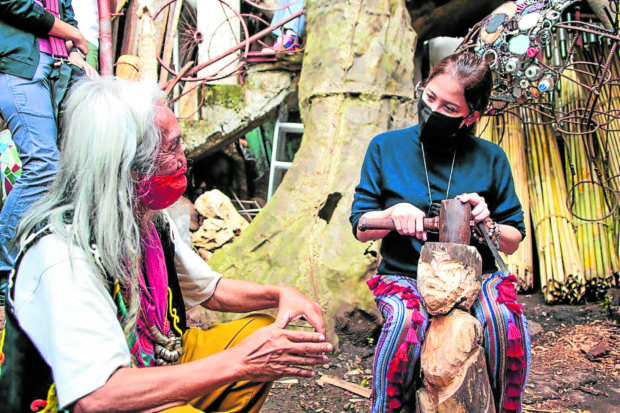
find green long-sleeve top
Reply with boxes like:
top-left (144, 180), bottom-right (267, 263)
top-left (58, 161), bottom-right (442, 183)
top-left (0, 0), bottom-right (78, 79)
top-left (350, 124), bottom-right (526, 277)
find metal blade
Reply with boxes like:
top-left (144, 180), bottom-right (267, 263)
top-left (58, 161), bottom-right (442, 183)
top-left (476, 221), bottom-right (509, 274)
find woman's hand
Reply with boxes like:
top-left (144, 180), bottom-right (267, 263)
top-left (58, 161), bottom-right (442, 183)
top-left (274, 286), bottom-right (325, 336)
top-left (70, 33), bottom-right (89, 56)
top-left (68, 51), bottom-right (99, 79)
top-left (232, 324), bottom-right (332, 381)
top-left (456, 193), bottom-right (490, 223)
top-left (391, 202), bottom-right (427, 240)
top-left (50, 17), bottom-right (89, 55)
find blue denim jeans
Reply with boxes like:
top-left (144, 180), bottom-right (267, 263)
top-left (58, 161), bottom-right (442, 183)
top-left (0, 53), bottom-right (59, 272)
top-left (272, 0), bottom-right (305, 37)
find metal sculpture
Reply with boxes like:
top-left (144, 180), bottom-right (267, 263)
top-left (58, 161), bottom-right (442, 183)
top-left (459, 1), bottom-right (620, 220)
top-left (152, 0), bottom-right (304, 105)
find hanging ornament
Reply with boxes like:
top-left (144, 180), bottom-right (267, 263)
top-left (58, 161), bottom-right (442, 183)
top-left (458, 0), bottom-right (579, 108)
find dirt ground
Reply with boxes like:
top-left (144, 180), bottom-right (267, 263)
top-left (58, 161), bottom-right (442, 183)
top-left (261, 289), bottom-right (620, 413)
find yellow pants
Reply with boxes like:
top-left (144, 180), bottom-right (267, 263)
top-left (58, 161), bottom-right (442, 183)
top-left (163, 314), bottom-right (274, 413)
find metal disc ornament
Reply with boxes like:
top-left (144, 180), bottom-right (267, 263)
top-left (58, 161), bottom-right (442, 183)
top-left (481, 2), bottom-right (518, 45)
top-left (459, 0), bottom-right (578, 107)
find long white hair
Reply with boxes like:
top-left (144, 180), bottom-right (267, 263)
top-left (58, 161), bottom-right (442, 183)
top-left (16, 77), bottom-right (163, 335)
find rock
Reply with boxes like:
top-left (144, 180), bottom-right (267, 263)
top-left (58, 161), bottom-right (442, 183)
top-left (195, 189), bottom-right (248, 232)
top-left (191, 190), bottom-right (249, 253)
top-left (191, 218), bottom-right (236, 250)
top-left (528, 320), bottom-right (543, 337)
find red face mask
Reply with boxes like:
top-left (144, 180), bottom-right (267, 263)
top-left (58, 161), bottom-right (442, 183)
top-left (136, 166), bottom-right (187, 210)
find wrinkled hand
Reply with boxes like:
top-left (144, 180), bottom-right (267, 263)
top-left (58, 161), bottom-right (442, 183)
top-left (274, 287), bottom-right (325, 336)
top-left (456, 193), bottom-right (490, 223)
top-left (68, 52), bottom-right (99, 79)
top-left (233, 324), bottom-right (332, 381)
top-left (391, 202), bottom-right (427, 240)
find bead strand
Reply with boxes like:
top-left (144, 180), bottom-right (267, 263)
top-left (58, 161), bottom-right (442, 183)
top-left (471, 220), bottom-right (501, 249)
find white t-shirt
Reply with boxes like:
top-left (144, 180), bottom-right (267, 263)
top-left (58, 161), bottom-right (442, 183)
top-left (12, 215), bottom-right (221, 409)
top-left (72, 0), bottom-right (100, 46)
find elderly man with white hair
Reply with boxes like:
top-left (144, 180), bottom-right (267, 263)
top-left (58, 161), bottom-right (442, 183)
top-left (0, 77), bottom-right (332, 412)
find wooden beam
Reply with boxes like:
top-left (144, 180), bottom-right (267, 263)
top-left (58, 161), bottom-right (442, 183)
top-left (316, 375), bottom-right (371, 399)
top-left (159, 0), bottom-right (183, 87)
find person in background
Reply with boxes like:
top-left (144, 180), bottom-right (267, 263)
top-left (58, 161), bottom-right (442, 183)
top-left (0, 77), bottom-right (332, 412)
top-left (0, 0), bottom-right (96, 305)
top-left (262, 0), bottom-right (305, 53)
top-left (350, 52), bottom-right (530, 412)
top-left (70, 0), bottom-right (100, 71)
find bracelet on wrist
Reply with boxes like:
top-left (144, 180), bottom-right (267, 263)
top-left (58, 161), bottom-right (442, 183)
top-left (471, 220), bottom-right (500, 249)
top-left (487, 221), bottom-right (496, 239)
top-left (493, 223), bottom-right (501, 249)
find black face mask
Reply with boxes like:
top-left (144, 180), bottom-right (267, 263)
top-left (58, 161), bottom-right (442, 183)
top-left (417, 98), bottom-right (467, 151)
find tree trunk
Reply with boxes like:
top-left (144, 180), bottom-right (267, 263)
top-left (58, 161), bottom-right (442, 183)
top-left (417, 312), bottom-right (495, 413)
top-left (417, 242), bottom-right (482, 315)
top-left (208, 0), bottom-right (417, 342)
top-left (416, 243), bottom-right (494, 412)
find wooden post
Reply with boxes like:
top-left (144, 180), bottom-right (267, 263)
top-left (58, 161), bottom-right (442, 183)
top-left (98, 0), bottom-right (114, 76)
top-left (415, 243), bottom-right (495, 412)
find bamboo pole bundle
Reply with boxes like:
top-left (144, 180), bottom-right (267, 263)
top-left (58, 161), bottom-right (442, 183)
top-left (558, 69), bottom-right (619, 298)
top-left (522, 107), bottom-right (585, 303)
top-left (574, 42), bottom-right (620, 286)
top-left (574, 43), bottom-right (620, 187)
top-left (476, 115), bottom-right (534, 292)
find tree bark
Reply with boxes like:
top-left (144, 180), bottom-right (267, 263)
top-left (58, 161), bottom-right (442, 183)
top-left (208, 0), bottom-right (417, 343)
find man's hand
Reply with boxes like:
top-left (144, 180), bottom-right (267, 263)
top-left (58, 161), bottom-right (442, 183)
top-left (274, 286), bottom-right (326, 336)
top-left (232, 324), bottom-right (332, 381)
top-left (68, 51), bottom-right (99, 79)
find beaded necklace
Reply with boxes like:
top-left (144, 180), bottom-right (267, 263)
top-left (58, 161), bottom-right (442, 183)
top-left (420, 142), bottom-right (457, 218)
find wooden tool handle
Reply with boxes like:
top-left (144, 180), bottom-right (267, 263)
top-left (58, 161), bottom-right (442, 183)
top-left (358, 216), bottom-right (439, 231)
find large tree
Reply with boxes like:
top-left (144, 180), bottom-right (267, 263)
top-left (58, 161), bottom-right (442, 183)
top-left (208, 0), bottom-right (417, 342)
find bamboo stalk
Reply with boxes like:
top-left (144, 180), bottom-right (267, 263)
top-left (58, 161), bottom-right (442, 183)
top-left (477, 114), bottom-right (534, 291)
top-left (522, 105), bottom-right (585, 303)
top-left (572, 43), bottom-right (620, 289)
